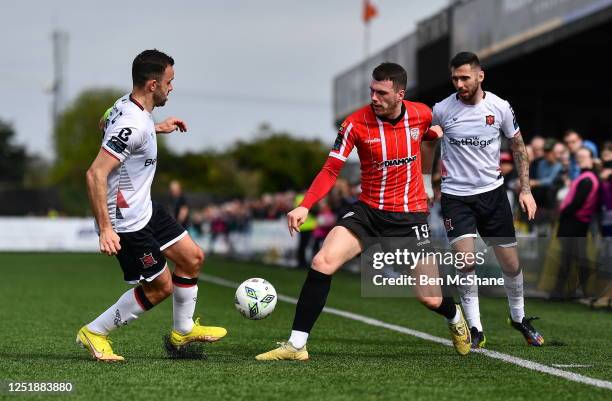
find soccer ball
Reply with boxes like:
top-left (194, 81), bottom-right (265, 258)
top-left (234, 278), bottom-right (277, 320)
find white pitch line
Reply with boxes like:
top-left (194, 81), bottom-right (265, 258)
top-left (552, 364), bottom-right (594, 368)
top-left (200, 274), bottom-right (612, 391)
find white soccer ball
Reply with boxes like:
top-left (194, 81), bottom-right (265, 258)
top-left (234, 278), bottom-right (277, 320)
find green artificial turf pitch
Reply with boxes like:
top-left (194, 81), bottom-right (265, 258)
top-left (0, 253), bottom-right (610, 401)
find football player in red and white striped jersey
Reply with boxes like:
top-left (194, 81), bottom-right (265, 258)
top-left (256, 63), bottom-right (472, 361)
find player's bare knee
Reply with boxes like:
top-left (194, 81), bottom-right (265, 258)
top-left (142, 280), bottom-right (173, 304)
top-left (419, 296), bottom-right (442, 310)
top-left (187, 247), bottom-right (204, 274)
top-left (311, 253), bottom-right (339, 275)
top-left (458, 264), bottom-right (476, 273)
top-left (158, 279), bottom-right (174, 299)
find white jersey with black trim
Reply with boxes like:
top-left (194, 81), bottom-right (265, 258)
top-left (99, 94), bottom-right (157, 233)
top-left (433, 91), bottom-right (520, 196)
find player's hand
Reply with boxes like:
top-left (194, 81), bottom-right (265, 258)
top-left (428, 125), bottom-right (443, 139)
top-left (519, 191), bottom-right (537, 220)
top-left (287, 206), bottom-right (309, 237)
top-left (155, 117), bottom-right (187, 134)
top-left (99, 228), bottom-right (121, 256)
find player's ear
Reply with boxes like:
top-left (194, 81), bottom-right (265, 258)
top-left (148, 79), bottom-right (158, 93)
top-left (397, 88), bottom-right (405, 101)
top-left (478, 69), bottom-right (484, 83)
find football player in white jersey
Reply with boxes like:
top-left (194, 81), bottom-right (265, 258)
top-left (76, 49), bottom-right (226, 361)
top-left (433, 52), bottom-right (543, 348)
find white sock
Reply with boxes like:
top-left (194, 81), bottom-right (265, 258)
top-left (173, 283), bottom-right (198, 335)
top-left (457, 270), bottom-right (482, 331)
top-left (503, 270), bottom-right (525, 323)
top-left (447, 305), bottom-right (461, 325)
top-left (289, 330), bottom-right (309, 349)
top-left (87, 288), bottom-right (146, 335)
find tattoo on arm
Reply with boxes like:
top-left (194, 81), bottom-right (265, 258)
top-left (510, 132), bottom-right (531, 194)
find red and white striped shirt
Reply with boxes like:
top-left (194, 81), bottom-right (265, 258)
top-left (301, 100), bottom-right (437, 213)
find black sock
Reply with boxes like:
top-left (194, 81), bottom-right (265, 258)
top-left (291, 269), bottom-right (332, 333)
top-left (431, 297), bottom-right (456, 320)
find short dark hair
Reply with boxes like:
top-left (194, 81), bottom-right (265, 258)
top-left (132, 49), bottom-right (174, 87)
top-left (372, 62), bottom-right (407, 91)
top-left (563, 129), bottom-right (582, 139)
top-left (450, 51), bottom-right (481, 69)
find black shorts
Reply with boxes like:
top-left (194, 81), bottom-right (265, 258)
top-left (336, 201), bottom-right (432, 251)
top-left (441, 185), bottom-right (517, 247)
top-left (116, 202), bottom-right (187, 284)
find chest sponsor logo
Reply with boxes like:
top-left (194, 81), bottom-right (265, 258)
top-left (486, 115), bottom-right (495, 126)
top-left (410, 128), bottom-right (420, 140)
top-left (364, 138), bottom-right (381, 144)
top-left (448, 136), bottom-right (494, 149)
top-left (377, 155), bottom-right (417, 169)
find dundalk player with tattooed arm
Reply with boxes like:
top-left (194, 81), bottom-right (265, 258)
top-left (433, 52), bottom-right (543, 348)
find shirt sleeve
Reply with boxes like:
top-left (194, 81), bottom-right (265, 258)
top-left (101, 119), bottom-right (145, 162)
top-left (431, 103), bottom-right (442, 127)
top-left (422, 106), bottom-right (439, 141)
top-left (501, 101), bottom-right (520, 138)
top-left (300, 156), bottom-right (344, 209)
top-left (328, 118), bottom-right (357, 162)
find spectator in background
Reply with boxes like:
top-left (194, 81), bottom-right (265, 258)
top-left (168, 180), bottom-right (190, 230)
top-left (594, 143), bottom-right (612, 308)
top-left (500, 151), bottom-right (518, 213)
top-left (312, 198), bottom-right (336, 256)
top-left (531, 139), bottom-right (563, 221)
top-left (327, 178), bottom-right (353, 218)
top-left (528, 135), bottom-right (546, 179)
top-left (530, 136), bottom-right (546, 161)
top-left (563, 130), bottom-right (599, 180)
top-left (600, 143), bottom-right (612, 237)
top-left (553, 148), bottom-right (600, 299)
top-left (294, 193), bottom-right (317, 269)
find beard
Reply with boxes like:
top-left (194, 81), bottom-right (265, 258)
top-left (459, 83), bottom-right (480, 102)
top-left (372, 99), bottom-right (401, 118)
top-left (153, 91), bottom-right (168, 107)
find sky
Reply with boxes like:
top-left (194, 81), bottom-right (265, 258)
top-left (1, 0), bottom-right (448, 159)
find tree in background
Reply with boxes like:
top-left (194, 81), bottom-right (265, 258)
top-left (230, 123), bottom-right (328, 194)
top-left (0, 119), bottom-right (28, 188)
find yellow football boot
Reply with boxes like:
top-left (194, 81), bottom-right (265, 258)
top-left (448, 305), bottom-right (471, 356)
top-left (76, 326), bottom-right (125, 362)
top-left (255, 342), bottom-right (309, 361)
top-left (169, 318), bottom-right (227, 348)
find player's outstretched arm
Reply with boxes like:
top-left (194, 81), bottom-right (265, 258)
top-left (155, 117), bottom-right (187, 134)
top-left (86, 149), bottom-right (122, 255)
top-left (287, 156), bottom-right (344, 236)
top-left (510, 131), bottom-right (537, 220)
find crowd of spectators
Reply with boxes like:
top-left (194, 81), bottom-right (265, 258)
top-left (492, 131), bottom-right (612, 302)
